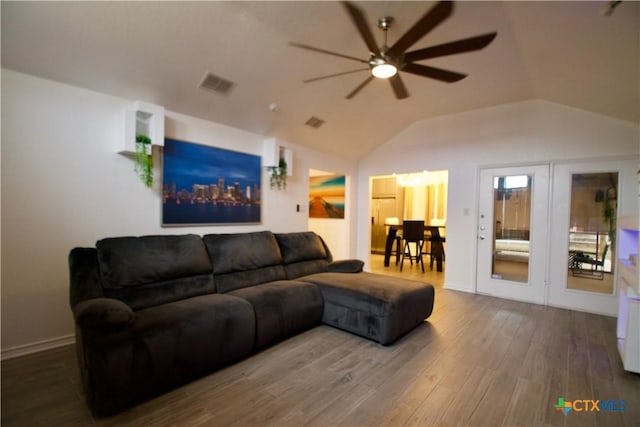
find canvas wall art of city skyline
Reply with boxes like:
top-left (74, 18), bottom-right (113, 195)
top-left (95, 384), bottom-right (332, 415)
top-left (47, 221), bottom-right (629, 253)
top-left (162, 138), bottom-right (262, 225)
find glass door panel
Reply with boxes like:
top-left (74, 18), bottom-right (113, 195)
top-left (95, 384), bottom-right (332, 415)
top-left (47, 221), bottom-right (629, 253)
top-left (547, 159), bottom-right (635, 316)
top-left (492, 175), bottom-right (531, 283)
top-left (567, 172), bottom-right (617, 294)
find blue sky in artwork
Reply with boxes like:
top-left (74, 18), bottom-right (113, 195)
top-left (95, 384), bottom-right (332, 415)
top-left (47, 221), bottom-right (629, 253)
top-left (311, 175), bottom-right (345, 190)
top-left (163, 138), bottom-right (261, 190)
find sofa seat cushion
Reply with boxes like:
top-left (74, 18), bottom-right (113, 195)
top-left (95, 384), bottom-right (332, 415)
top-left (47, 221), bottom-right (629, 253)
top-left (103, 274), bottom-right (215, 311)
top-left (299, 272), bottom-right (435, 345)
top-left (80, 293), bottom-right (254, 415)
top-left (229, 281), bottom-right (323, 349)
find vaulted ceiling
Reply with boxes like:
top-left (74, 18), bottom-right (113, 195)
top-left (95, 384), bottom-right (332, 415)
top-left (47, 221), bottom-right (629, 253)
top-left (2, 1), bottom-right (638, 160)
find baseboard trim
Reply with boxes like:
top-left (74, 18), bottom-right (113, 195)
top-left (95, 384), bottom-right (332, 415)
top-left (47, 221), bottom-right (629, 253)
top-left (443, 283), bottom-right (475, 293)
top-left (1, 334), bottom-right (75, 360)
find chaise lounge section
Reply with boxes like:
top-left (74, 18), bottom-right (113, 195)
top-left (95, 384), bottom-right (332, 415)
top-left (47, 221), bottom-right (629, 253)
top-left (274, 231), bottom-right (435, 345)
top-left (69, 230), bottom-right (435, 415)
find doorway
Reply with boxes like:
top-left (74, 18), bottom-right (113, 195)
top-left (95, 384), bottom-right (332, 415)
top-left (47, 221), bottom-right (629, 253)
top-left (476, 165), bottom-right (549, 304)
top-left (370, 171), bottom-right (448, 254)
top-left (369, 171), bottom-right (448, 283)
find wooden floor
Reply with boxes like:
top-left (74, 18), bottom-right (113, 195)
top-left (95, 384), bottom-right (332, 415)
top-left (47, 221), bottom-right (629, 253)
top-left (2, 258), bottom-right (639, 426)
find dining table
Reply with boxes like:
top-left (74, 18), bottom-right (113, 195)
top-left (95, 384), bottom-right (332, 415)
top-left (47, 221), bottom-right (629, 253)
top-left (384, 223), bottom-right (446, 272)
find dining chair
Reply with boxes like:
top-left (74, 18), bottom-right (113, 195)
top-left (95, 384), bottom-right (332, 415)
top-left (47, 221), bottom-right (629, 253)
top-left (385, 217), bottom-right (402, 264)
top-left (426, 226), bottom-right (446, 271)
top-left (400, 220), bottom-right (425, 272)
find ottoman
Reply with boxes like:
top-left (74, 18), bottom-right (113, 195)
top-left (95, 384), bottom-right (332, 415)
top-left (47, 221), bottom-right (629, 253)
top-left (299, 272), bottom-right (435, 345)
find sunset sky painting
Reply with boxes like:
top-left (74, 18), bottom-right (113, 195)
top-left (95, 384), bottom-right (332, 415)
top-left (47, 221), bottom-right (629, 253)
top-left (309, 175), bottom-right (345, 219)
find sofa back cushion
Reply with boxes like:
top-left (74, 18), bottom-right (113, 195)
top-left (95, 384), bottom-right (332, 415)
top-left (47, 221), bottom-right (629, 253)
top-left (203, 231), bottom-right (286, 293)
top-left (96, 235), bottom-right (215, 309)
top-left (275, 232), bottom-right (332, 279)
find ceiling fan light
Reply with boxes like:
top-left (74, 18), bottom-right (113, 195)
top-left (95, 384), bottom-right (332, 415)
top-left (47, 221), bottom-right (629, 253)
top-left (372, 63), bottom-right (397, 79)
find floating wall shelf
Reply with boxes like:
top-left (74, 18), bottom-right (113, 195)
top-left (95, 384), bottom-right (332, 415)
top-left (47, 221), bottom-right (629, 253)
top-left (263, 137), bottom-right (293, 176)
top-left (120, 101), bottom-right (165, 154)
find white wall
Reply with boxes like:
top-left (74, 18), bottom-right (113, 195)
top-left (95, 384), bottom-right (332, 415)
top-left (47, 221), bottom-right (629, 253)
top-left (357, 100), bottom-right (639, 292)
top-left (308, 175), bottom-right (351, 261)
top-left (0, 69), bottom-right (357, 355)
top-left (308, 170), bottom-right (352, 261)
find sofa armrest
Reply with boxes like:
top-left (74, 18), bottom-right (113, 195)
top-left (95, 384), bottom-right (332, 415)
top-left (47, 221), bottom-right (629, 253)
top-left (73, 298), bottom-right (135, 331)
top-left (327, 259), bottom-right (364, 273)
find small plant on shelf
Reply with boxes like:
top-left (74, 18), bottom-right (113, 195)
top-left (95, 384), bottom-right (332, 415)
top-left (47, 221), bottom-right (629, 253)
top-left (267, 157), bottom-right (287, 190)
top-left (135, 135), bottom-right (153, 188)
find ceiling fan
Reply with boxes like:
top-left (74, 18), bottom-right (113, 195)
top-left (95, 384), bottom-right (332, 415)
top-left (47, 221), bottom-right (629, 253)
top-left (289, 1), bottom-right (497, 100)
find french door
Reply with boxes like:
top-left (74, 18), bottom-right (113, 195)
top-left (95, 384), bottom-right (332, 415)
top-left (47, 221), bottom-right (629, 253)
top-left (476, 165), bottom-right (549, 304)
top-left (547, 160), bottom-right (632, 316)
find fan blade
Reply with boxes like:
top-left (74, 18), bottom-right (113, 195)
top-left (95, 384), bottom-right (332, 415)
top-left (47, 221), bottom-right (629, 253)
top-left (389, 74), bottom-right (409, 99)
top-left (303, 68), bottom-right (369, 83)
top-left (346, 75), bottom-right (374, 99)
top-left (289, 42), bottom-right (368, 63)
top-left (402, 62), bottom-right (466, 82)
top-left (342, 2), bottom-right (381, 55)
top-left (404, 32), bottom-right (497, 62)
top-left (388, 1), bottom-right (453, 57)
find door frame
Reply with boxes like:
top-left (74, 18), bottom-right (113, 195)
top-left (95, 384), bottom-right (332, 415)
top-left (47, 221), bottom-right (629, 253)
top-left (474, 158), bottom-right (637, 316)
top-left (476, 164), bottom-right (550, 305)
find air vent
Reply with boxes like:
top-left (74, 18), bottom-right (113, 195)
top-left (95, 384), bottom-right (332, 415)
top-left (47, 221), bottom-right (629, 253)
top-left (305, 116), bottom-right (325, 128)
top-left (199, 72), bottom-right (236, 96)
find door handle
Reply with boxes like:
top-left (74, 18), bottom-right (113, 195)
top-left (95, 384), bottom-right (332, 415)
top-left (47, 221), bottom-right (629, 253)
top-left (479, 236), bottom-right (485, 240)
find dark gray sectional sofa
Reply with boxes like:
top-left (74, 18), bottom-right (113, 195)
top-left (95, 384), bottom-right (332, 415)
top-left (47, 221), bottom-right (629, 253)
top-left (69, 231), bottom-right (435, 415)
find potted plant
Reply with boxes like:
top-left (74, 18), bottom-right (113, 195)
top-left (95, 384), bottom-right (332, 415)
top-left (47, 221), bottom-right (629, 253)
top-left (603, 185), bottom-right (617, 246)
top-left (267, 157), bottom-right (287, 190)
top-left (135, 134), bottom-right (153, 188)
